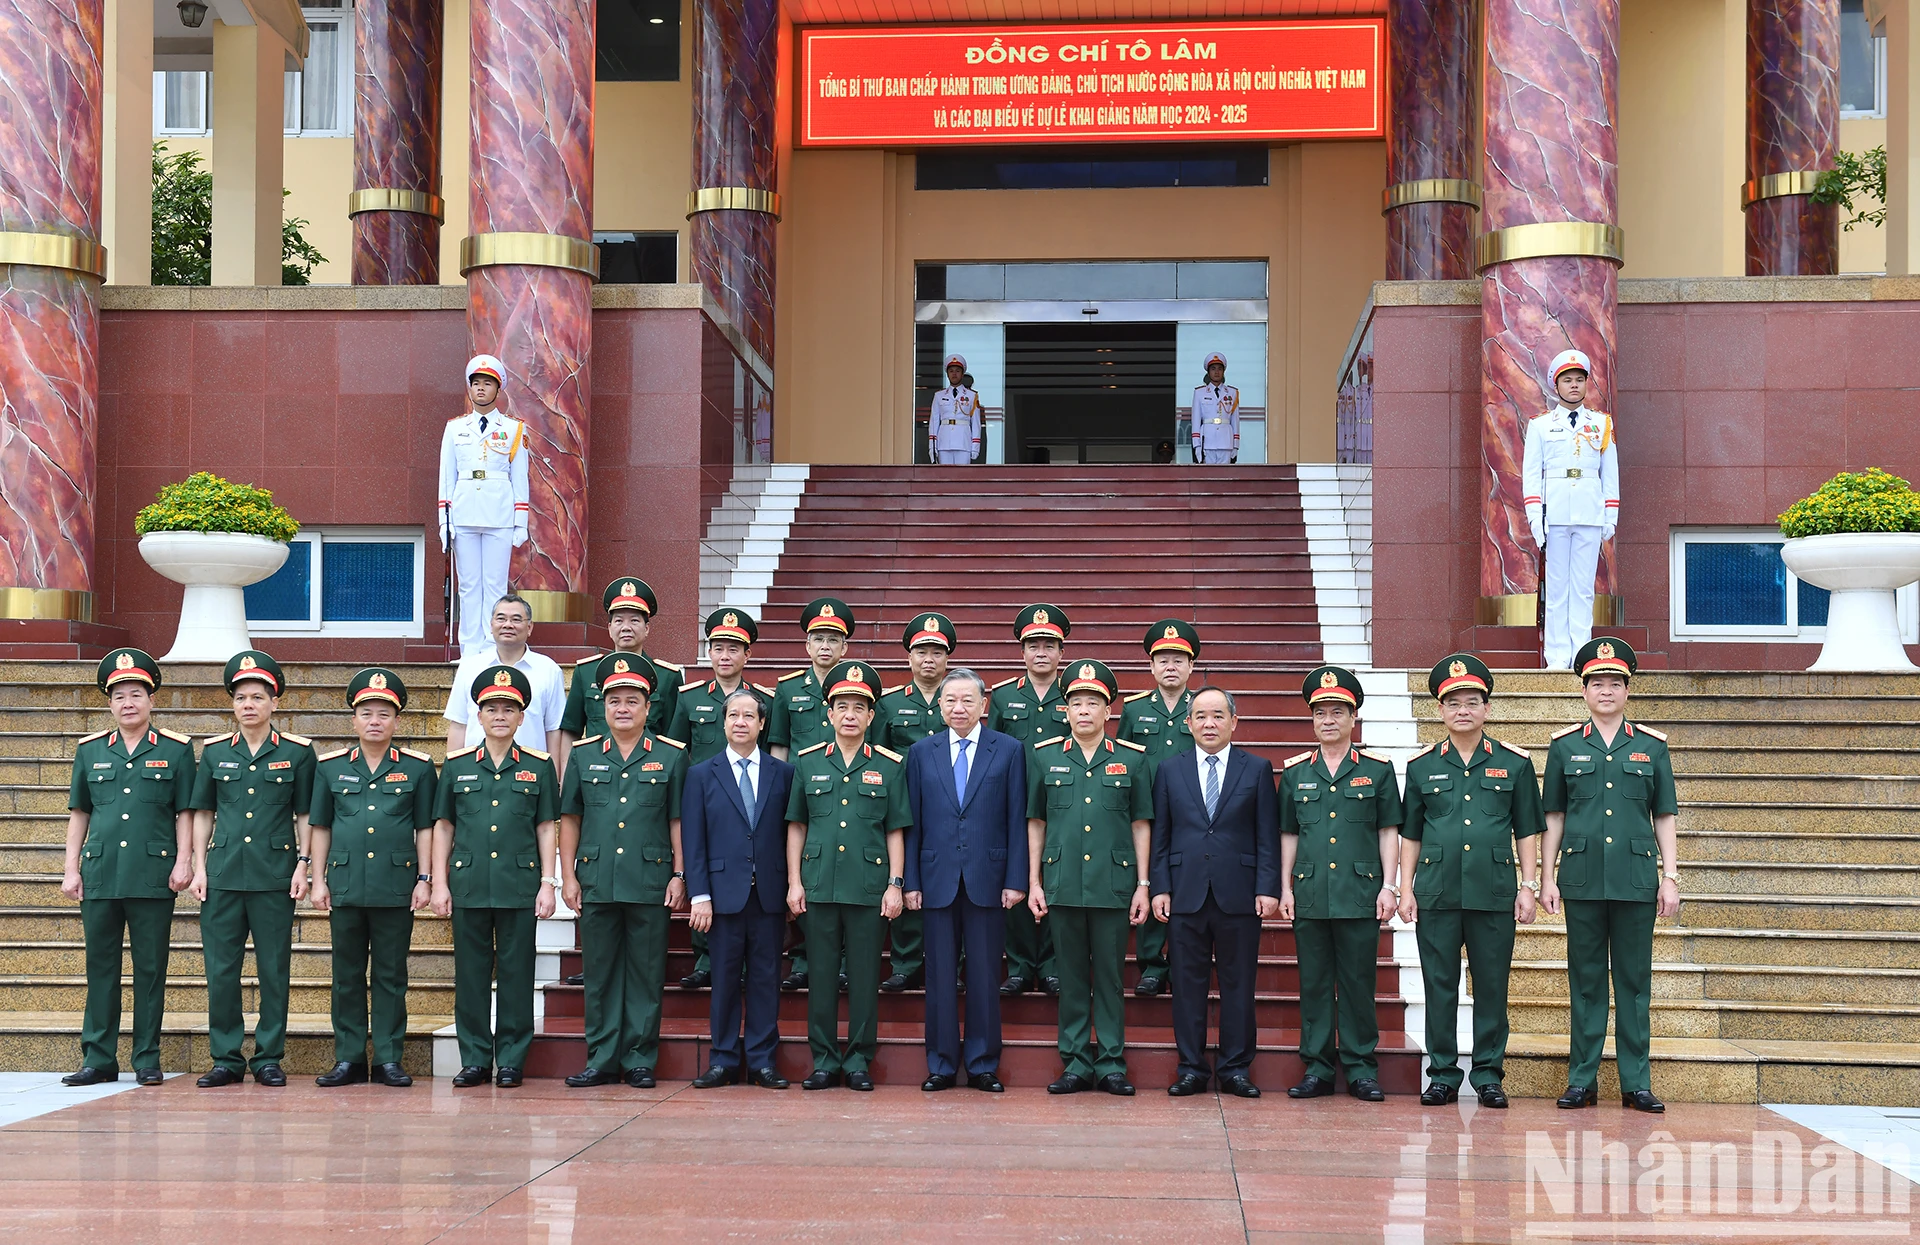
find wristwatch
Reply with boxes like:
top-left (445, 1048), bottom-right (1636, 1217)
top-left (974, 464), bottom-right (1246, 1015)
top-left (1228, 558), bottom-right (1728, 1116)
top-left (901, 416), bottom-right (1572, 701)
top-left (297, 854), bottom-right (312, 863)
top-left (541, 875), bottom-right (561, 887)
top-left (417, 873), bottom-right (431, 883)
top-left (1384, 884), bottom-right (1400, 897)
top-left (1136, 880), bottom-right (1151, 888)
top-left (888, 876), bottom-right (906, 888)
top-left (1662, 869), bottom-right (1680, 881)
top-left (1523, 879), bottom-right (1542, 894)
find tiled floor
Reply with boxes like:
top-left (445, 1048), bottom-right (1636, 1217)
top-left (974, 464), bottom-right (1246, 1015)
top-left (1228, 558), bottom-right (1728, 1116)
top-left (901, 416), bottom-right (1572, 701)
top-left (0, 1077), bottom-right (1914, 1242)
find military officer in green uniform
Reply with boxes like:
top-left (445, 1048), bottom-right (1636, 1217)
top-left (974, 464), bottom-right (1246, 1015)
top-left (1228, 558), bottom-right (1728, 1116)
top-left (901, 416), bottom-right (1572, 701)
top-left (430, 665), bottom-right (560, 1087)
top-left (1116, 618), bottom-right (1201, 996)
top-left (1026, 659), bottom-right (1152, 1097)
top-left (666, 607), bottom-right (773, 988)
top-left (1278, 665), bottom-right (1402, 1103)
top-left (60, 649), bottom-right (195, 1086)
top-left (559, 655), bottom-right (689, 1089)
top-left (1541, 637), bottom-right (1679, 1114)
top-left (561, 576), bottom-right (682, 748)
top-left (875, 611), bottom-right (958, 992)
top-left (189, 651), bottom-right (315, 1088)
top-left (989, 603), bottom-right (1071, 996)
top-left (1397, 654), bottom-right (1543, 1109)
top-left (308, 667), bottom-right (438, 1088)
top-left (770, 597), bottom-right (855, 990)
top-left (784, 661), bottom-right (909, 1091)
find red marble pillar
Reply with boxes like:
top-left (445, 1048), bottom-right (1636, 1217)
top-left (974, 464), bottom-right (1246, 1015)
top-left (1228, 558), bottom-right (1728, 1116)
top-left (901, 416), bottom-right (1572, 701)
top-left (1746, 0), bottom-right (1840, 275)
top-left (466, 0), bottom-right (594, 614)
top-left (1384, 0), bottom-right (1478, 280)
top-left (0, 0), bottom-right (103, 622)
top-left (690, 0), bottom-right (778, 364)
top-left (1480, 0), bottom-right (1621, 621)
top-left (351, 0), bottom-right (444, 284)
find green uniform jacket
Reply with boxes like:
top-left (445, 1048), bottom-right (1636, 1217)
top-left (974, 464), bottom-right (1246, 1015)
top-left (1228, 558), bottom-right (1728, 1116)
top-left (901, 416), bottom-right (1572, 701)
top-left (1279, 746), bottom-right (1405, 919)
top-left (310, 744), bottom-right (439, 906)
top-left (433, 744), bottom-right (560, 908)
top-left (1401, 736), bottom-right (1544, 912)
top-left (875, 682), bottom-right (944, 751)
top-left (665, 678), bottom-right (774, 766)
top-left (989, 675), bottom-right (1069, 748)
top-left (1116, 687), bottom-right (1195, 761)
top-left (1026, 735), bottom-right (1154, 909)
top-left (561, 650), bottom-right (681, 740)
top-left (784, 740), bottom-right (911, 906)
top-left (1543, 720), bottom-right (1677, 901)
top-left (191, 729), bottom-right (317, 892)
top-left (768, 667), bottom-right (833, 755)
top-left (560, 732), bottom-right (687, 904)
top-left (68, 726), bottom-right (196, 900)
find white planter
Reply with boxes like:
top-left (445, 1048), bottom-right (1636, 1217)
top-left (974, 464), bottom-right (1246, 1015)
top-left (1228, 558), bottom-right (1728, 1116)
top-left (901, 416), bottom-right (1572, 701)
top-left (1779, 532), bottom-right (1920, 672)
top-left (138, 531), bottom-right (290, 664)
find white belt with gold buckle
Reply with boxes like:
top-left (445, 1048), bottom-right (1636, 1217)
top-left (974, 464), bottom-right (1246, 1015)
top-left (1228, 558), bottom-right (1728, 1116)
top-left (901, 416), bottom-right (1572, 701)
top-left (470, 469), bottom-right (488, 480)
top-left (1563, 469), bottom-right (1583, 479)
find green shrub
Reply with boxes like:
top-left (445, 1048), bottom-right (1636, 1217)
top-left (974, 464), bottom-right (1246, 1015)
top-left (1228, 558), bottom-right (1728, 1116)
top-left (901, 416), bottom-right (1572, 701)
top-left (151, 141), bottom-right (327, 286)
top-left (134, 472), bottom-right (300, 542)
top-left (1777, 468), bottom-right (1920, 538)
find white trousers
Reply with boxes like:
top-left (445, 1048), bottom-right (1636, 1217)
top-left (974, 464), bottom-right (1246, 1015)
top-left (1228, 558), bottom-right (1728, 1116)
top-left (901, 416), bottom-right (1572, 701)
top-left (1543, 524), bottom-right (1604, 670)
top-left (452, 528), bottom-right (512, 656)
top-left (936, 449), bottom-right (973, 465)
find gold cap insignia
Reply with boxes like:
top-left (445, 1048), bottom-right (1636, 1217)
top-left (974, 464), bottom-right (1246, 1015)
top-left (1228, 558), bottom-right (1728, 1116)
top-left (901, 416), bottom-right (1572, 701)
top-left (922, 616), bottom-right (935, 629)
top-left (621, 582), bottom-right (636, 597)
top-left (613, 658), bottom-right (630, 674)
top-left (1033, 608), bottom-right (1049, 625)
top-left (1449, 660), bottom-right (1466, 678)
top-left (1597, 641), bottom-right (1615, 659)
top-left (1320, 670), bottom-right (1339, 688)
top-left (819, 604), bottom-right (836, 618)
top-left (369, 673), bottom-right (388, 689)
top-left (1075, 664), bottom-right (1092, 680)
top-left (239, 655), bottom-right (257, 670)
top-left (116, 652), bottom-right (134, 670)
top-left (722, 612), bottom-right (737, 627)
top-left (494, 670), bottom-right (513, 686)
top-left (1165, 624), bottom-right (1179, 639)
top-left (847, 666), bottom-right (865, 683)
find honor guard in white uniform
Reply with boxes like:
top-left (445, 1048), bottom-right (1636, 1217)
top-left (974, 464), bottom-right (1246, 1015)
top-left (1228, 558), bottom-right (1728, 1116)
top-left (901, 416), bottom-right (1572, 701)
top-left (928, 354), bottom-right (982, 465)
top-left (1190, 351), bottom-right (1239, 464)
top-left (1522, 349), bottom-right (1620, 670)
top-left (438, 355), bottom-right (531, 656)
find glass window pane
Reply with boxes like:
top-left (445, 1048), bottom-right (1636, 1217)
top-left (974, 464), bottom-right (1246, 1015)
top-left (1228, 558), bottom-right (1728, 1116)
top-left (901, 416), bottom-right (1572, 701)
top-left (246, 541), bottom-right (312, 621)
top-left (284, 70), bottom-right (301, 130)
top-left (1003, 262), bottom-right (1176, 300)
top-left (1841, 0), bottom-right (1877, 112)
top-left (301, 20), bottom-right (341, 130)
top-left (1797, 578), bottom-right (1831, 628)
top-left (1175, 262), bottom-right (1268, 299)
top-left (1684, 541), bottom-right (1786, 627)
top-left (320, 542), bottom-right (414, 622)
top-left (945, 265), bottom-right (1004, 300)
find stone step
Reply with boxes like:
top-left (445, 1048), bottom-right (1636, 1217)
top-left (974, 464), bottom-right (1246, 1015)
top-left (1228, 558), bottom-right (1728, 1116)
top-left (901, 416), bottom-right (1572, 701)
top-left (1679, 803), bottom-right (1920, 834)
top-left (1504, 961), bottom-right (1920, 1007)
top-left (0, 975), bottom-right (458, 1014)
top-left (0, 907), bottom-right (454, 945)
top-left (1500, 1033), bottom-right (1920, 1106)
top-left (1670, 746), bottom-right (1920, 776)
top-left (0, 941), bottom-right (456, 979)
top-left (1671, 893), bottom-right (1920, 932)
top-left (1678, 829), bottom-right (1920, 866)
top-left (0, 1009), bottom-right (446, 1076)
top-left (1507, 995), bottom-right (1920, 1043)
top-left (1674, 773), bottom-right (1920, 804)
top-left (1678, 860), bottom-right (1920, 898)
top-left (1512, 925), bottom-right (1920, 970)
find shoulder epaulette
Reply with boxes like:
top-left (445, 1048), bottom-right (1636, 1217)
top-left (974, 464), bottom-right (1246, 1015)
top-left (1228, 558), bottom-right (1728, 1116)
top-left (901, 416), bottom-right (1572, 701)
top-left (752, 683), bottom-right (775, 696)
top-left (315, 746), bottom-right (350, 762)
top-left (656, 736), bottom-right (686, 749)
top-left (778, 670), bottom-right (807, 682)
top-left (1282, 750), bottom-right (1314, 769)
top-left (1033, 735), bottom-right (1065, 748)
top-left (572, 735), bottom-right (602, 747)
top-left (1635, 724), bottom-right (1668, 741)
top-left (991, 676), bottom-right (1019, 690)
top-left (202, 731), bottom-right (232, 744)
top-left (446, 745), bottom-right (479, 759)
top-left (796, 741), bottom-right (831, 756)
top-left (399, 747), bottom-right (434, 762)
top-left (1410, 741), bottom-right (1438, 758)
top-left (654, 659), bottom-right (683, 672)
top-left (1123, 689), bottom-right (1152, 703)
top-left (1493, 738), bottom-right (1528, 758)
top-left (158, 728), bottom-right (194, 744)
top-left (575, 653), bottom-right (604, 668)
top-left (882, 684), bottom-right (905, 697)
top-left (679, 680), bottom-right (706, 693)
top-left (1358, 748), bottom-right (1393, 763)
top-left (1550, 723), bottom-right (1583, 739)
top-left (280, 732), bottom-right (312, 746)
top-left (873, 745), bottom-right (904, 762)
top-left (522, 748), bottom-right (550, 761)
top-left (1115, 738), bottom-right (1146, 752)
top-left (76, 727), bottom-right (112, 744)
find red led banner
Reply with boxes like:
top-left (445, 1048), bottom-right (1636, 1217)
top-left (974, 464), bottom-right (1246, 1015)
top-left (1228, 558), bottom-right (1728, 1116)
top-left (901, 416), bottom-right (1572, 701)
top-left (799, 20), bottom-right (1384, 148)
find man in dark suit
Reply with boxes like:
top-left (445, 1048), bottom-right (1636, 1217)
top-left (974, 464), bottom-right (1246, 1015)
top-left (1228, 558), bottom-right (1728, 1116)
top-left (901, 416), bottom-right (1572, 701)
top-left (1150, 686), bottom-right (1280, 1098)
top-left (904, 669), bottom-right (1028, 1092)
top-left (682, 689), bottom-right (794, 1089)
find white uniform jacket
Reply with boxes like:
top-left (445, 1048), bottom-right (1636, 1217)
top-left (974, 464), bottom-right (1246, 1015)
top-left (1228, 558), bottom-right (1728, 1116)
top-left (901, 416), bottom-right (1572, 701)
top-left (928, 385), bottom-right (982, 457)
top-left (438, 412), bottom-right (530, 536)
top-left (1523, 404), bottom-right (1619, 531)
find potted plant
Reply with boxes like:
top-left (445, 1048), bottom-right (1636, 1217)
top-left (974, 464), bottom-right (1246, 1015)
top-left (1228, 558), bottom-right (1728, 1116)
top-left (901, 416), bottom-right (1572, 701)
top-left (1777, 467), bottom-right (1920, 672)
top-left (135, 472), bottom-right (299, 663)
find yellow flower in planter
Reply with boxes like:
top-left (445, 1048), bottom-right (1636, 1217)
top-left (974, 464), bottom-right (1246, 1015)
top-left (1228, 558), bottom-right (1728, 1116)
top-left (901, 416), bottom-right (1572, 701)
top-left (133, 471), bottom-right (300, 542)
top-left (1778, 468), bottom-right (1920, 539)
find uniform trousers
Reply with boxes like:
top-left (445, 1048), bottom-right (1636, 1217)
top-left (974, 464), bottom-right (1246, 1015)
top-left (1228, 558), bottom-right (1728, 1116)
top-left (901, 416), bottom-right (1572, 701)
top-left (80, 896), bottom-right (175, 1072)
top-left (451, 527), bottom-right (512, 656)
top-left (1543, 524), bottom-right (1605, 669)
top-left (1563, 897), bottom-right (1657, 1093)
top-left (580, 901), bottom-right (668, 1072)
top-left (936, 449), bottom-right (973, 465)
top-left (804, 903), bottom-right (884, 1073)
top-left (1294, 915), bottom-right (1382, 1083)
top-left (1415, 907), bottom-right (1515, 1090)
top-left (1005, 907), bottom-right (1055, 982)
top-left (452, 906), bottom-right (536, 1070)
top-left (887, 909), bottom-right (924, 980)
top-left (1134, 916), bottom-right (1167, 974)
top-left (1050, 906), bottom-right (1130, 1081)
top-left (202, 888), bottom-right (294, 1072)
top-left (329, 905), bottom-right (414, 1065)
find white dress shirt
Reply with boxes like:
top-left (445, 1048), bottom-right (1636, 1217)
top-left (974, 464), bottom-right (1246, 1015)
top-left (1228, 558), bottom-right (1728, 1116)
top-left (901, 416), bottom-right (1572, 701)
top-left (948, 723), bottom-right (984, 769)
top-left (692, 746), bottom-right (763, 905)
top-left (444, 644), bottom-right (568, 752)
top-left (1197, 743), bottom-right (1233, 797)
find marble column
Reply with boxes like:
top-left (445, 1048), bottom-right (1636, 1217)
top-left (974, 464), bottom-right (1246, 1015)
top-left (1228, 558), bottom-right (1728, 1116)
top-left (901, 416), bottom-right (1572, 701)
top-left (1384, 0), bottom-right (1478, 280)
top-left (466, 0), bottom-right (594, 615)
top-left (690, 0), bottom-right (778, 364)
top-left (352, 0), bottom-right (443, 284)
top-left (1479, 0), bottom-right (1621, 622)
top-left (0, 0), bottom-right (104, 621)
top-left (1746, 0), bottom-right (1840, 275)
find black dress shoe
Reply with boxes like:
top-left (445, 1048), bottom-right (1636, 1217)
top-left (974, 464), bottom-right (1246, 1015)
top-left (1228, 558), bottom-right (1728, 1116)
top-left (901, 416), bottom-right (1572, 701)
top-left (1557, 1084), bottom-right (1598, 1109)
top-left (749, 1066), bottom-right (789, 1089)
top-left (372, 1063), bottom-right (413, 1087)
top-left (566, 1066), bottom-right (619, 1088)
top-left (691, 1065), bottom-right (739, 1088)
top-left (999, 975), bottom-right (1030, 997)
top-left (781, 970), bottom-right (809, 991)
top-left (1048, 1072), bottom-right (1091, 1095)
top-left (838, 973), bottom-right (850, 994)
top-left (495, 1067), bottom-right (523, 1088)
top-left (880, 969), bottom-right (921, 992)
top-left (1622, 1089), bottom-right (1666, 1113)
top-left (1098, 1073), bottom-right (1135, 1096)
top-left (680, 968), bottom-right (712, 990)
top-left (61, 1066), bottom-right (118, 1087)
top-left (564, 972), bottom-right (585, 986)
top-left (1133, 973), bottom-right (1165, 996)
top-left (452, 1065), bottom-right (491, 1087)
top-left (1477, 1083), bottom-right (1509, 1109)
top-left (1420, 1082), bottom-right (1459, 1106)
top-left (1347, 1078), bottom-right (1385, 1102)
top-left (1039, 976), bottom-right (1061, 997)
top-left (1167, 1072), bottom-right (1209, 1097)
top-left (253, 1064), bottom-right (287, 1087)
top-left (134, 1067), bottom-right (164, 1086)
top-left (801, 1070), bottom-right (840, 1090)
top-left (1288, 1075), bottom-right (1336, 1099)
top-left (197, 1067), bottom-right (241, 1088)
top-left (922, 1073), bottom-right (956, 1091)
top-left (315, 1061), bottom-right (368, 1088)
top-left (967, 1072), bottom-right (1004, 1092)
top-left (846, 1070), bottom-right (874, 1092)
top-left (1220, 1074), bottom-right (1261, 1099)
top-left (625, 1067), bottom-right (655, 1088)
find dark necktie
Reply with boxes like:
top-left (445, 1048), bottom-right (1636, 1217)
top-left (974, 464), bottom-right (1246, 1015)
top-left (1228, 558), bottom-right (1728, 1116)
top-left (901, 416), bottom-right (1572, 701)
top-left (478, 414), bottom-right (489, 434)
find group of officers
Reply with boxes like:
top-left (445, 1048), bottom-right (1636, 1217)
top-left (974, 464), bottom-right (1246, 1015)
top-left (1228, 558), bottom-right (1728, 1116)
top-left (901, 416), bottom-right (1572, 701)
top-left (60, 575), bottom-right (1679, 1109)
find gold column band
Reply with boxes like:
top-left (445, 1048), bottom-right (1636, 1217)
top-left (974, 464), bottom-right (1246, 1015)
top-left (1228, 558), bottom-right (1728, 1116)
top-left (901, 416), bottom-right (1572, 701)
top-left (459, 232), bottom-right (600, 280)
top-left (0, 231), bottom-right (107, 280)
top-left (686, 187), bottom-right (783, 220)
top-left (0, 587), bottom-right (94, 622)
top-left (519, 589), bottom-right (588, 624)
top-left (348, 188), bottom-right (447, 221)
top-left (1475, 593), bottom-right (1621, 627)
top-left (1381, 178), bottom-right (1483, 214)
top-left (1474, 221), bottom-right (1625, 272)
top-left (1741, 170), bottom-right (1825, 208)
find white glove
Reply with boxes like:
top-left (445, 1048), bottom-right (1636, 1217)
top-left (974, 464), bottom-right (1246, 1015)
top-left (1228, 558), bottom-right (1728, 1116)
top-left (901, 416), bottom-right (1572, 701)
top-left (512, 525), bottom-right (528, 549)
top-left (1602, 523), bottom-right (1617, 543)
top-left (1526, 505), bottom-right (1545, 549)
top-left (439, 523), bottom-right (449, 553)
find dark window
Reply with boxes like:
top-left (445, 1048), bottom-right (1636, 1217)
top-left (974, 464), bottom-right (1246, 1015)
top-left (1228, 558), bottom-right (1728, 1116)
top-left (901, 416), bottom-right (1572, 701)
top-left (597, 0), bottom-right (678, 81)
top-left (594, 232), bottom-right (677, 282)
top-left (916, 144), bottom-right (1268, 191)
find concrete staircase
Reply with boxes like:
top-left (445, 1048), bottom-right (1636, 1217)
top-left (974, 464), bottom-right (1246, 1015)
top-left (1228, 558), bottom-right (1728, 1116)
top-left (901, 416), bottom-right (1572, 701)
top-left (1414, 670), bottom-right (1920, 1105)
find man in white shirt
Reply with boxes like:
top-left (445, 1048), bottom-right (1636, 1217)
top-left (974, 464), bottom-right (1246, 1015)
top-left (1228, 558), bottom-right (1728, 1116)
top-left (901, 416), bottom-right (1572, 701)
top-left (443, 594), bottom-right (566, 762)
top-left (438, 355), bottom-right (531, 656)
top-left (1522, 349), bottom-right (1621, 670)
top-left (927, 355), bottom-right (982, 465)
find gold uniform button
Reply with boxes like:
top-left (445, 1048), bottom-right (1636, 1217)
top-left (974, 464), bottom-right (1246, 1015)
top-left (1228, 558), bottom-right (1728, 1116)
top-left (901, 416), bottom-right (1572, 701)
top-left (1606, 782), bottom-right (1613, 789)
top-left (1463, 843), bottom-right (1471, 850)
top-left (1329, 811), bottom-right (1337, 820)
top-left (1606, 836), bottom-right (1613, 843)
top-left (618, 822), bottom-right (625, 829)
top-left (838, 845), bottom-right (846, 852)
top-left (495, 774), bottom-right (502, 781)
top-left (492, 800), bottom-right (499, 807)
top-left (368, 805), bottom-right (376, 812)
top-left (1606, 809), bottom-right (1614, 816)
top-left (1463, 819), bottom-right (1471, 826)
top-left (249, 765), bottom-right (257, 772)
top-left (1084, 826), bottom-right (1091, 832)
top-left (1329, 862), bottom-right (1337, 869)
top-left (620, 797), bottom-right (628, 804)
top-left (1329, 836), bottom-right (1337, 844)
top-left (1606, 756), bottom-right (1613, 762)
top-left (491, 851), bottom-right (498, 858)
top-left (368, 828), bottom-right (375, 834)
top-left (245, 812), bottom-right (254, 819)
top-left (616, 847), bottom-right (624, 855)
top-left (368, 851), bottom-right (375, 859)
top-left (1464, 794), bottom-right (1471, 802)
top-left (244, 836), bottom-right (252, 843)
top-left (1084, 854), bottom-right (1091, 861)
top-left (247, 788), bottom-right (255, 795)
top-left (122, 787), bottom-right (130, 794)
top-left (121, 813), bottom-right (129, 820)
top-left (842, 799), bottom-right (848, 806)
top-left (120, 840), bottom-right (127, 848)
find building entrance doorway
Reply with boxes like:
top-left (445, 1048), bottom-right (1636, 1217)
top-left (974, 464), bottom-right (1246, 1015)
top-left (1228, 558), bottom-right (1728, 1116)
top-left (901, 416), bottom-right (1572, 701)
top-left (1005, 323), bottom-right (1175, 464)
